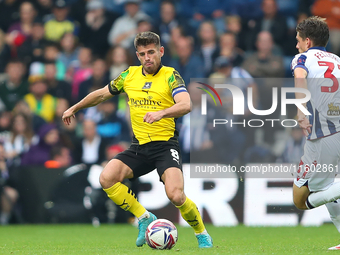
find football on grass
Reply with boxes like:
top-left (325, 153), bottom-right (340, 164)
top-left (145, 219), bottom-right (178, 249)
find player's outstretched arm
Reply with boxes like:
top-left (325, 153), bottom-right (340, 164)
top-left (143, 92), bottom-right (191, 124)
top-left (294, 68), bottom-right (312, 136)
top-left (62, 86), bottom-right (114, 125)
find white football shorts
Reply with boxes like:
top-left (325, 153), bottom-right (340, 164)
top-left (294, 132), bottom-right (340, 192)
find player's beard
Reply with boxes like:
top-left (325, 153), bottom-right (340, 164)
top-left (144, 62), bottom-right (156, 74)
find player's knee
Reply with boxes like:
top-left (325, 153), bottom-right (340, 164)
top-left (99, 170), bottom-right (119, 189)
top-left (99, 172), bottom-right (109, 189)
top-left (167, 188), bottom-right (185, 206)
top-left (5, 187), bottom-right (19, 202)
top-left (293, 197), bottom-right (307, 210)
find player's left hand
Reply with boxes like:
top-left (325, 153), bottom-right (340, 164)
top-left (298, 115), bottom-right (312, 136)
top-left (62, 108), bottom-right (76, 126)
top-left (143, 111), bottom-right (164, 124)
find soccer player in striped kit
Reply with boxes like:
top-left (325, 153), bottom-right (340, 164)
top-left (292, 16), bottom-right (340, 250)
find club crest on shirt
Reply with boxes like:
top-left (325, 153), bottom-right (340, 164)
top-left (328, 103), bottom-right (340, 116)
top-left (142, 82), bottom-right (152, 90)
top-left (142, 82), bottom-right (153, 99)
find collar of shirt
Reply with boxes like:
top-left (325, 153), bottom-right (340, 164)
top-left (306, 46), bottom-right (326, 52)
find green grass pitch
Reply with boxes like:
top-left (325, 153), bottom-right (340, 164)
top-left (0, 224), bottom-right (338, 254)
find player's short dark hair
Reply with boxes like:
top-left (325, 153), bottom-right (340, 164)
top-left (296, 16), bottom-right (329, 47)
top-left (161, 0), bottom-right (175, 8)
top-left (134, 32), bottom-right (160, 50)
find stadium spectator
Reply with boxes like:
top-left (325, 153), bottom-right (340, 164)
top-left (0, 111), bottom-right (12, 143)
top-left (21, 123), bottom-right (60, 166)
top-left (0, 60), bottom-right (28, 111)
top-left (54, 98), bottom-right (77, 148)
top-left (78, 58), bottom-right (110, 102)
top-left (181, 82), bottom-right (245, 164)
top-left (247, 0), bottom-right (288, 54)
top-left (225, 15), bottom-right (248, 51)
top-left (129, 17), bottom-right (156, 62)
top-left (80, 0), bottom-right (115, 58)
top-left (170, 36), bottom-right (204, 85)
top-left (71, 0), bottom-right (121, 28)
top-left (97, 99), bottom-right (131, 143)
top-left (312, 0), bottom-right (340, 55)
top-left (44, 0), bottom-right (78, 42)
top-left (0, 0), bottom-right (20, 33)
top-left (225, 15), bottom-right (241, 34)
top-left (230, 0), bottom-right (263, 20)
top-left (157, 0), bottom-right (193, 48)
top-left (12, 100), bottom-right (46, 133)
top-left (298, 0), bottom-right (314, 18)
top-left (211, 56), bottom-right (258, 146)
top-left (17, 17), bottom-right (48, 66)
top-left (158, 0), bottom-right (179, 46)
top-left (218, 32), bottom-right (245, 67)
top-left (70, 0), bottom-right (88, 28)
top-left (71, 0), bottom-right (122, 25)
top-left (166, 26), bottom-right (187, 58)
top-left (101, 143), bottom-right (126, 167)
top-left (34, 0), bottom-right (53, 18)
top-left (43, 42), bottom-right (66, 80)
top-left (24, 78), bottom-right (57, 123)
top-left (87, 98), bottom-right (131, 143)
top-left (7, 2), bottom-right (37, 46)
top-left (243, 32), bottom-right (284, 145)
top-left (106, 46), bottom-right (130, 116)
top-left (212, 56), bottom-right (258, 109)
top-left (242, 31), bottom-right (285, 78)
top-left (279, 126), bottom-right (305, 164)
top-left (3, 113), bottom-right (35, 166)
top-left (58, 32), bottom-right (80, 71)
top-left (107, 46), bottom-right (131, 81)
top-left (44, 61), bottom-right (72, 105)
top-left (0, 142), bottom-right (19, 225)
top-left (44, 145), bottom-right (72, 168)
top-left (74, 119), bottom-right (108, 165)
top-left (136, 18), bottom-right (153, 34)
top-left (0, 29), bottom-right (11, 73)
top-left (196, 21), bottom-right (220, 76)
top-left (69, 47), bottom-right (93, 101)
top-left (102, 0), bottom-right (125, 16)
top-left (180, 0), bottom-right (230, 34)
top-left (275, 0), bottom-right (299, 17)
top-left (107, 0), bottom-right (150, 48)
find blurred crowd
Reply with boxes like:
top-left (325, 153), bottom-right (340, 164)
top-left (0, 0), bottom-right (334, 224)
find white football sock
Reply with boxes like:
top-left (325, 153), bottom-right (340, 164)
top-left (326, 200), bottom-right (340, 233)
top-left (306, 182), bottom-right (340, 209)
top-left (195, 229), bottom-right (207, 236)
top-left (138, 210), bottom-right (150, 221)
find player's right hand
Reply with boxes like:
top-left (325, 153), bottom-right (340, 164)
top-left (298, 115), bottom-right (312, 136)
top-left (62, 108), bottom-right (75, 126)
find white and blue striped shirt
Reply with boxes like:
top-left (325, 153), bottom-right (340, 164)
top-left (291, 47), bottom-right (340, 140)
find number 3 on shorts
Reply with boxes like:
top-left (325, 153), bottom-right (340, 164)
top-left (170, 149), bottom-right (179, 160)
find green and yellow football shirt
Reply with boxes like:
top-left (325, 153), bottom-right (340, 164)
top-left (108, 65), bottom-right (187, 145)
